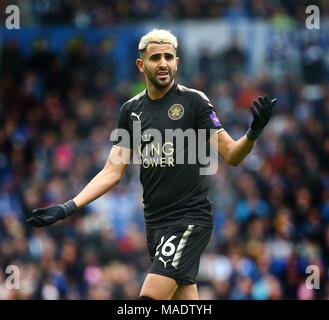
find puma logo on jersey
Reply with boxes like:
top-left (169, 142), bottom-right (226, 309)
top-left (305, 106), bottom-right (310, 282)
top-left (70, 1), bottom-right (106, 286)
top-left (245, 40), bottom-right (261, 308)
top-left (159, 257), bottom-right (171, 268)
top-left (131, 112), bottom-right (142, 121)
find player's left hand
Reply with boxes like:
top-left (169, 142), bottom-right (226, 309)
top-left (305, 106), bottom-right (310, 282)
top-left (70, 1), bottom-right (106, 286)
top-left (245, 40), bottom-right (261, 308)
top-left (247, 96), bottom-right (277, 140)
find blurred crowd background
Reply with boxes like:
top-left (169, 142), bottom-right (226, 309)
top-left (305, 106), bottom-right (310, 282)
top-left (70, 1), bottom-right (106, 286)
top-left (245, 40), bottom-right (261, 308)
top-left (1, 0), bottom-right (329, 26)
top-left (1, 0), bottom-right (329, 300)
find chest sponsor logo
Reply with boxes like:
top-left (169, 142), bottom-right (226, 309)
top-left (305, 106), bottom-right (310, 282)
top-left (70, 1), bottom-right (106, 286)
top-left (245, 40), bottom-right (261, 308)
top-left (141, 133), bottom-right (152, 142)
top-left (168, 104), bottom-right (184, 120)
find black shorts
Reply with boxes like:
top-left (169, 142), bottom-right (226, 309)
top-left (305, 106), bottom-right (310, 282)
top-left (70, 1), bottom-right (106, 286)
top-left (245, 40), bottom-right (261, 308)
top-left (146, 224), bottom-right (213, 285)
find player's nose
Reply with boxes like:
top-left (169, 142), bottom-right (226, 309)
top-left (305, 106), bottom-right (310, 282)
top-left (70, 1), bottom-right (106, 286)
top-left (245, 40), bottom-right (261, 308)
top-left (159, 56), bottom-right (167, 67)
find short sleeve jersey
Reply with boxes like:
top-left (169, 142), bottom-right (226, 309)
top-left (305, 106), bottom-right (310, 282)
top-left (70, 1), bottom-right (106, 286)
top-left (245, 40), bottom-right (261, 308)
top-left (113, 83), bottom-right (223, 228)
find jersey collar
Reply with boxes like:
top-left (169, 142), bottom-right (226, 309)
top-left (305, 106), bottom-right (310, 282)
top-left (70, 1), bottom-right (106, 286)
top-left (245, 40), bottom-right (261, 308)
top-left (145, 82), bottom-right (177, 104)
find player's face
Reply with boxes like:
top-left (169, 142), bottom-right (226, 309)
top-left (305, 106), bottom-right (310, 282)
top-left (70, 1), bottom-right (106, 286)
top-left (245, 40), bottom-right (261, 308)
top-left (137, 44), bottom-right (179, 89)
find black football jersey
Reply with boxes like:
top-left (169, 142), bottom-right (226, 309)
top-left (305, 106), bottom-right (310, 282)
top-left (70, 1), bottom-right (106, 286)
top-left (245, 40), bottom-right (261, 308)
top-left (113, 83), bottom-right (223, 228)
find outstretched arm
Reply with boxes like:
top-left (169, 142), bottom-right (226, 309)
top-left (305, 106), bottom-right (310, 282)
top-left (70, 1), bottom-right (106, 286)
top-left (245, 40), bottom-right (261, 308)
top-left (210, 96), bottom-right (277, 166)
top-left (210, 130), bottom-right (255, 166)
top-left (73, 146), bottom-right (131, 207)
top-left (27, 146), bottom-right (132, 227)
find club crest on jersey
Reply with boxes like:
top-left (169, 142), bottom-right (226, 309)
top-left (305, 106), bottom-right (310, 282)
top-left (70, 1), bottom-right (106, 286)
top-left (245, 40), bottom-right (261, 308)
top-left (168, 104), bottom-right (184, 120)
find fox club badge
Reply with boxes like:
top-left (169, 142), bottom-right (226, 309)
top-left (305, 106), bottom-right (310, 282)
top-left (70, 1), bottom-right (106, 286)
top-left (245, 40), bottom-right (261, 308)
top-left (168, 104), bottom-right (184, 120)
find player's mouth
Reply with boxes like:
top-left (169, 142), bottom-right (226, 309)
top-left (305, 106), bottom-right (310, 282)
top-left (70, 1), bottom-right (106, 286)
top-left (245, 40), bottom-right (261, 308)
top-left (156, 71), bottom-right (169, 78)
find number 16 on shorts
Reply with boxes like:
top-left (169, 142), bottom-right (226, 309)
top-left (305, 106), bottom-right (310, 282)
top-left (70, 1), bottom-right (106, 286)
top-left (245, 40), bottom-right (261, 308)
top-left (155, 225), bottom-right (195, 269)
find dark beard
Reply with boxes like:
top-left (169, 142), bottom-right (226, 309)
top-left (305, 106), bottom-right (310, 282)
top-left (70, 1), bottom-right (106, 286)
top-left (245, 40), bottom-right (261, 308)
top-left (145, 68), bottom-right (175, 89)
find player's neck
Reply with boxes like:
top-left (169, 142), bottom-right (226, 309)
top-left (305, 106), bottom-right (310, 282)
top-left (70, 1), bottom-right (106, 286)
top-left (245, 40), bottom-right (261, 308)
top-left (147, 80), bottom-right (174, 100)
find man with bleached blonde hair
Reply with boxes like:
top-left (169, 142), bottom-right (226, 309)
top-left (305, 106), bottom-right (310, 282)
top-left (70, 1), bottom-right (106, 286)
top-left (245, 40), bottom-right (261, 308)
top-left (27, 29), bottom-right (277, 300)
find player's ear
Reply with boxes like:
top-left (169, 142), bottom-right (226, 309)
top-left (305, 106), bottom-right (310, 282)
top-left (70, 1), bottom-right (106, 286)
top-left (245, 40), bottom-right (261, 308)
top-left (175, 56), bottom-right (179, 71)
top-left (136, 58), bottom-right (144, 73)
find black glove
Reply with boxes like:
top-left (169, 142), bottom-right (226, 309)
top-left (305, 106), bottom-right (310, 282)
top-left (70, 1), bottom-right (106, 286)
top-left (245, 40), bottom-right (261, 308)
top-left (26, 200), bottom-right (77, 227)
top-left (246, 96), bottom-right (277, 140)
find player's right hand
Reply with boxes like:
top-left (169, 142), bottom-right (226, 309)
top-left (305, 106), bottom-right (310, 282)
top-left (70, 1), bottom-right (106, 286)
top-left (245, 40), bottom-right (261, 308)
top-left (26, 200), bottom-right (77, 227)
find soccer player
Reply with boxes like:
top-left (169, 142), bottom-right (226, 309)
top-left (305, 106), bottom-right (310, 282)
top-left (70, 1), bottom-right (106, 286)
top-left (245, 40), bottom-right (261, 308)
top-left (27, 29), bottom-right (277, 300)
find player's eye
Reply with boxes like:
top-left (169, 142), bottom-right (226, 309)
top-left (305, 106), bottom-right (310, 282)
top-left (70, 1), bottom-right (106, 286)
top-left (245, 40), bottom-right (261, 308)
top-left (150, 55), bottom-right (160, 61)
top-left (165, 54), bottom-right (174, 60)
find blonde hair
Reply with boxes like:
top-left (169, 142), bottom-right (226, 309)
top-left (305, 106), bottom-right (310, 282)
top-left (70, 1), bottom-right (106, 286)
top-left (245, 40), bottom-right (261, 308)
top-left (138, 29), bottom-right (178, 52)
